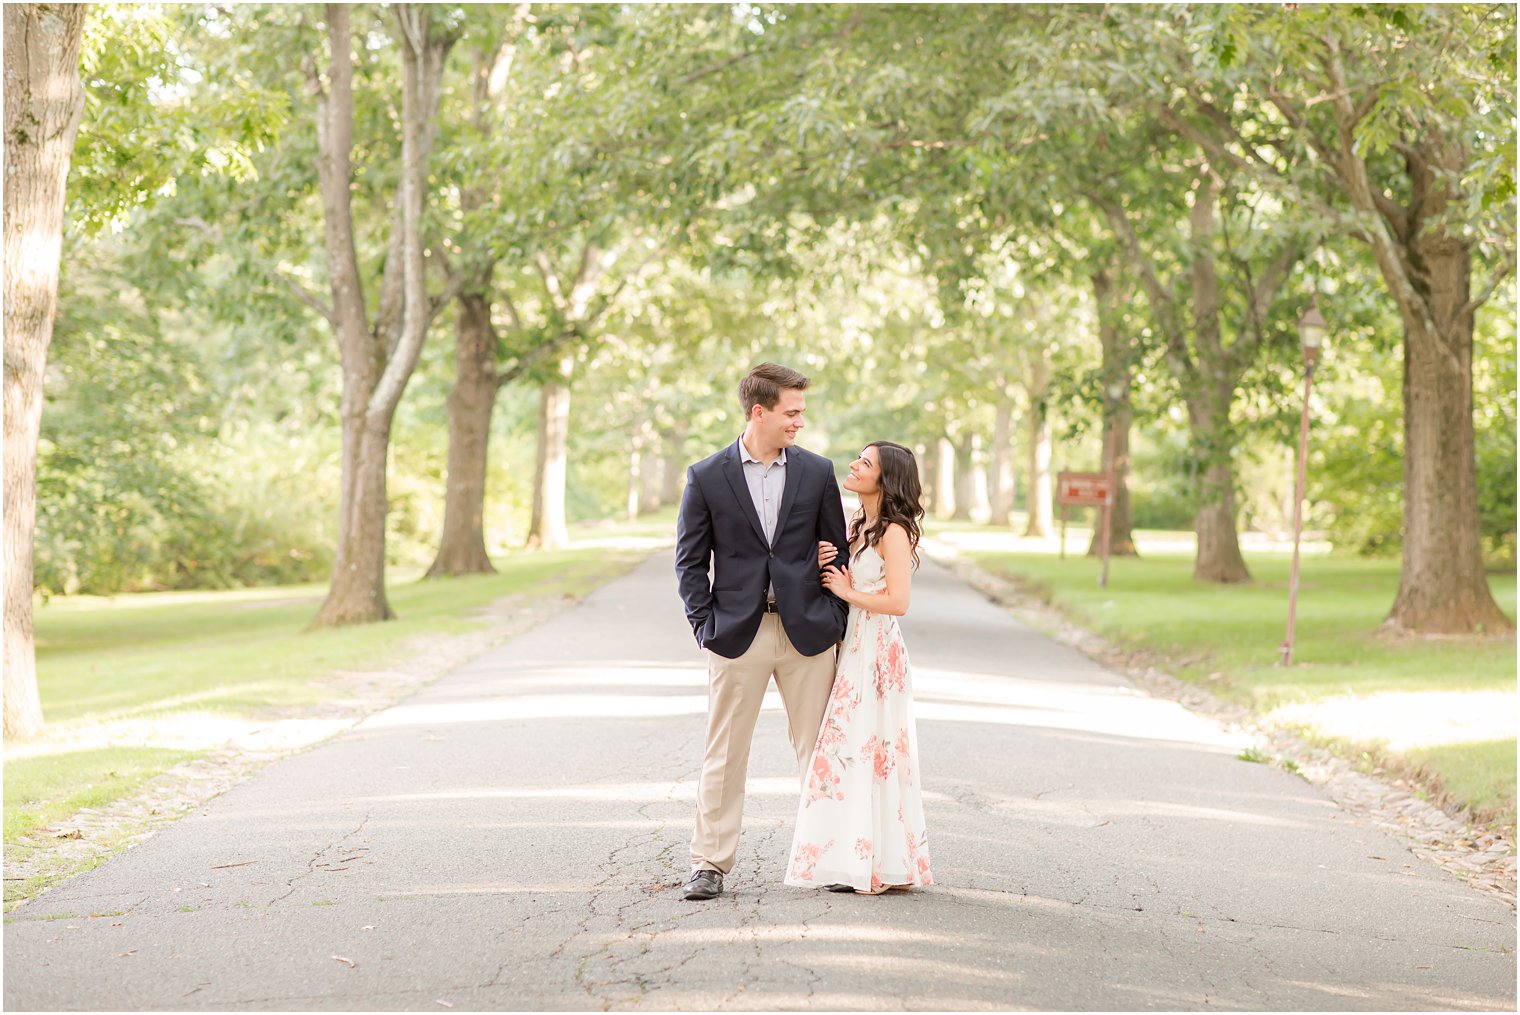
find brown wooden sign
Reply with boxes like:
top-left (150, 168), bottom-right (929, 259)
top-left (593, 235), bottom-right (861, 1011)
top-left (1057, 471), bottom-right (1113, 507)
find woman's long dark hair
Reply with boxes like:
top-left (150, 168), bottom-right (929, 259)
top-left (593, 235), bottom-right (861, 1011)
top-left (848, 441), bottom-right (925, 570)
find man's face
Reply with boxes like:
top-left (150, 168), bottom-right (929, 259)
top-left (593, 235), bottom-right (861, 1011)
top-left (752, 387), bottom-right (806, 448)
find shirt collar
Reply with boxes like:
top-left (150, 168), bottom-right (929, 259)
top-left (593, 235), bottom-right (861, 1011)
top-left (738, 435), bottom-right (787, 467)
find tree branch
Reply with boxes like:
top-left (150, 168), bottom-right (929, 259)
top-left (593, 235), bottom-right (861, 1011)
top-left (428, 270), bottom-right (467, 324)
top-left (533, 250), bottom-right (567, 312)
top-left (276, 272), bottom-right (337, 325)
top-left (1088, 191), bottom-right (1194, 378)
top-left (582, 246), bottom-right (661, 327)
top-left (1181, 88), bottom-right (1295, 176)
top-left (497, 283), bottom-right (524, 334)
top-left (496, 326), bottom-right (580, 390)
top-left (1461, 248), bottom-right (1517, 318)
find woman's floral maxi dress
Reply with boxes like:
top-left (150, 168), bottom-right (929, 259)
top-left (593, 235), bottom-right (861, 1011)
top-left (785, 542), bottom-right (932, 891)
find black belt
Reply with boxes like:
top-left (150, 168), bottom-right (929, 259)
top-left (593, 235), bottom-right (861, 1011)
top-left (763, 599), bottom-right (779, 614)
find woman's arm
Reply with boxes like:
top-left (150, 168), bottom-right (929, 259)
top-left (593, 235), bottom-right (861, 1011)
top-left (821, 524), bottom-right (913, 616)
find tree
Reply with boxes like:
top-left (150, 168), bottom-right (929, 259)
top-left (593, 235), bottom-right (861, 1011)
top-left (1159, 4), bottom-right (1516, 631)
top-left (426, 6), bottom-right (687, 569)
top-left (1084, 259), bottom-right (1141, 557)
top-left (307, 4), bottom-right (457, 625)
top-left (1096, 161), bottom-right (1302, 582)
top-left (4, 2), bottom-right (88, 739)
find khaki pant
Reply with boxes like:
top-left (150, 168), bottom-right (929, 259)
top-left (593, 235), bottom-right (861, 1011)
top-left (690, 614), bottom-right (835, 874)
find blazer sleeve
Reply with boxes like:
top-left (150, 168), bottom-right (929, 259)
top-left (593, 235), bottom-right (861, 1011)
top-left (818, 462), bottom-right (851, 624)
top-left (674, 465), bottom-right (715, 643)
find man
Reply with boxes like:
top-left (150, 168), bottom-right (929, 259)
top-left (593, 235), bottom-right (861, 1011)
top-left (674, 362), bottom-right (850, 901)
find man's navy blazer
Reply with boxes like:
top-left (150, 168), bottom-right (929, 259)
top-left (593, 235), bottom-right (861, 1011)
top-left (675, 441), bottom-right (850, 658)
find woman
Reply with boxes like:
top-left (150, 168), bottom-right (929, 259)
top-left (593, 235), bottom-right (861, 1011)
top-left (784, 441), bottom-right (932, 895)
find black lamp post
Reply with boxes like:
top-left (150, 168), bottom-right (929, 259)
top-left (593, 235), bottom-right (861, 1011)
top-left (1281, 298), bottom-right (1327, 666)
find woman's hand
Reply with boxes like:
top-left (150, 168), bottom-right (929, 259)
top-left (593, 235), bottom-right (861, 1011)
top-left (821, 564), bottom-right (854, 602)
top-left (817, 540), bottom-right (839, 569)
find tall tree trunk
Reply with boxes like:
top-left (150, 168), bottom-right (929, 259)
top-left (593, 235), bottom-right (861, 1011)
top-left (1188, 381), bottom-right (1251, 583)
top-left (1308, 54), bottom-right (1507, 634)
top-left (321, 422), bottom-right (396, 622)
top-left (934, 436), bottom-right (957, 520)
top-left (313, 4), bottom-right (453, 626)
top-left (528, 357), bottom-right (573, 549)
top-left (1383, 234), bottom-right (1511, 633)
top-left (635, 420), bottom-right (668, 515)
top-left (1023, 407), bottom-right (1053, 537)
top-left (660, 421), bottom-right (686, 505)
top-left (627, 446), bottom-right (642, 523)
top-left (1087, 408), bottom-right (1137, 557)
top-left (1022, 358), bottom-right (1053, 537)
top-left (1183, 180), bottom-right (1250, 584)
top-left (919, 440), bottom-right (938, 517)
top-left (2, 2), bottom-right (87, 740)
top-left (988, 395), bottom-right (1015, 527)
top-left (950, 435), bottom-right (974, 521)
top-left (1087, 266), bottom-right (1138, 557)
top-left (639, 453), bottom-right (662, 513)
top-left (970, 433), bottom-right (991, 519)
top-left (426, 287), bottom-right (497, 577)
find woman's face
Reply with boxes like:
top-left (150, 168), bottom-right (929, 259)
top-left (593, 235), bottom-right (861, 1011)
top-left (843, 445), bottom-right (881, 495)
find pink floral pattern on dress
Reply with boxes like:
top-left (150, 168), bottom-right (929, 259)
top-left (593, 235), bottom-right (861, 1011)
top-left (875, 628), bottom-right (907, 698)
top-left (788, 839), bottom-right (834, 882)
top-left (785, 544), bottom-right (934, 893)
top-left (805, 674), bottom-right (858, 803)
top-left (862, 734), bottom-right (895, 781)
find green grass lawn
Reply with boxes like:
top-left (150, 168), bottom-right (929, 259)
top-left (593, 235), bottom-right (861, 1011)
top-left (4, 747), bottom-right (197, 844)
top-left (945, 524), bottom-right (1517, 830)
top-left (6, 541), bottom-right (652, 863)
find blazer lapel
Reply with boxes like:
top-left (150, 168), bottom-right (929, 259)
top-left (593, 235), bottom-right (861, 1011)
top-left (721, 443), bottom-right (769, 546)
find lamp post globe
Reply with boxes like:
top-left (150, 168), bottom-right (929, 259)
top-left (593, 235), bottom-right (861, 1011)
top-left (1298, 298), bottom-right (1327, 367)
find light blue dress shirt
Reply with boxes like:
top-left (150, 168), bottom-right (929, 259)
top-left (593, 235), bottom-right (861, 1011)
top-left (738, 436), bottom-right (786, 600)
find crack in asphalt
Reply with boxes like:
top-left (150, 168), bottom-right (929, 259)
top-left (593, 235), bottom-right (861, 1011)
top-left (267, 810), bottom-right (372, 907)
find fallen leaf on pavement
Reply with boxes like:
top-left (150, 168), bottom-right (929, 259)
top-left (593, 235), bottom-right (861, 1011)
top-left (331, 955), bottom-right (356, 969)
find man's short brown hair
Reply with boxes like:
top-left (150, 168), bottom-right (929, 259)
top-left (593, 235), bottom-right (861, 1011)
top-left (739, 362), bottom-right (810, 418)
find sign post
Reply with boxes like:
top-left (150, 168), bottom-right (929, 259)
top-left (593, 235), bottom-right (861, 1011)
top-left (1099, 422), bottom-right (1116, 588)
top-left (1056, 469), bottom-right (1115, 586)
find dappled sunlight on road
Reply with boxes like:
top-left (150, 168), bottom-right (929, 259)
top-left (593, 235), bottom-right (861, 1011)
top-left (355, 661), bottom-right (1247, 759)
top-left (1268, 689), bottom-right (1517, 750)
top-left (916, 666), bottom-right (1245, 750)
top-left (803, 952), bottom-right (1026, 985)
top-left (626, 924), bottom-right (985, 946)
top-left (356, 691), bottom-right (712, 727)
top-left (1267, 978), bottom-right (1503, 1010)
top-left (3, 712), bottom-right (352, 760)
top-left (343, 776), bottom-right (789, 805)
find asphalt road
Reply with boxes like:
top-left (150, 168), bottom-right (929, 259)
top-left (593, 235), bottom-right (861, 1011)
top-left (5, 552), bottom-right (1514, 1011)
